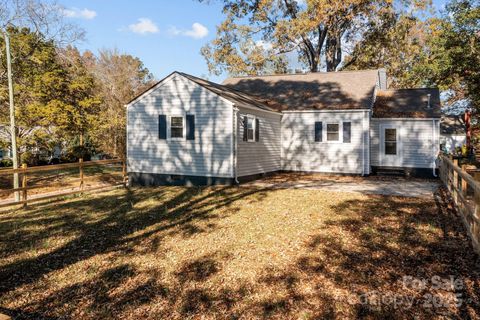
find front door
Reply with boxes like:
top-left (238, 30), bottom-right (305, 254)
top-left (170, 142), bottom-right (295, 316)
top-left (380, 125), bottom-right (401, 167)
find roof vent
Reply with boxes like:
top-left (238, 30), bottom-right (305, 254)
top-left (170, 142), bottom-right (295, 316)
top-left (427, 94), bottom-right (431, 109)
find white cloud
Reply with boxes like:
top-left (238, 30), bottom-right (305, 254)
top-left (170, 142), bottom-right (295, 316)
top-left (169, 22), bottom-right (209, 39)
top-left (128, 18), bottom-right (159, 35)
top-left (63, 8), bottom-right (97, 20)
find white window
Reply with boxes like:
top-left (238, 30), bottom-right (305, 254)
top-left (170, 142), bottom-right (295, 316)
top-left (326, 123), bottom-right (340, 142)
top-left (170, 116), bottom-right (184, 139)
top-left (384, 128), bottom-right (397, 155)
top-left (247, 116), bottom-right (255, 142)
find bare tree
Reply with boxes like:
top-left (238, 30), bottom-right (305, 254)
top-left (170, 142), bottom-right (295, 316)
top-left (0, 0), bottom-right (84, 43)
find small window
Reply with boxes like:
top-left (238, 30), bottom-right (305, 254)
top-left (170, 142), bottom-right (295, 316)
top-left (170, 116), bottom-right (184, 139)
top-left (326, 123), bottom-right (339, 141)
top-left (244, 115), bottom-right (258, 142)
top-left (385, 128), bottom-right (397, 155)
top-left (247, 117), bottom-right (254, 141)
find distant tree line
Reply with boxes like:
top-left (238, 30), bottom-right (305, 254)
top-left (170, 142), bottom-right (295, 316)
top-left (0, 0), bottom-right (155, 165)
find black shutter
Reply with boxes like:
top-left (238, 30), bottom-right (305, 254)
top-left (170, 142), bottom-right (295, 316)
top-left (255, 118), bottom-right (260, 142)
top-left (314, 122), bottom-right (322, 142)
top-left (186, 115), bottom-right (195, 140)
top-left (243, 116), bottom-right (248, 141)
top-left (343, 122), bottom-right (351, 143)
top-left (158, 115), bottom-right (167, 140)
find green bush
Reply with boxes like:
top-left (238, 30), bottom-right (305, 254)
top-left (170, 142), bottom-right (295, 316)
top-left (20, 151), bottom-right (36, 166)
top-left (0, 158), bottom-right (13, 167)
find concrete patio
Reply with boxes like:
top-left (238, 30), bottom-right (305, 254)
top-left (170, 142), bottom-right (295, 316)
top-left (244, 173), bottom-right (440, 198)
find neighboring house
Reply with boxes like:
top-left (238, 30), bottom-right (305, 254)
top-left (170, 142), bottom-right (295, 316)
top-left (440, 115), bottom-right (466, 153)
top-left (0, 147), bottom-right (11, 160)
top-left (126, 69), bottom-right (441, 186)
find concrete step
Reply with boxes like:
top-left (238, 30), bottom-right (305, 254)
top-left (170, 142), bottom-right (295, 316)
top-left (375, 168), bottom-right (406, 177)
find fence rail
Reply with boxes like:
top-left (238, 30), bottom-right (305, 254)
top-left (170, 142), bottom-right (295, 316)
top-left (0, 159), bottom-right (127, 209)
top-left (438, 154), bottom-right (480, 254)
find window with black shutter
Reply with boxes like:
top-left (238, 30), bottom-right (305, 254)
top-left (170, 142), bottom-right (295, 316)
top-left (255, 118), bottom-right (260, 142)
top-left (186, 115), bottom-right (195, 140)
top-left (343, 122), bottom-right (351, 143)
top-left (243, 116), bottom-right (248, 141)
top-left (158, 115), bottom-right (167, 140)
top-left (314, 122), bottom-right (322, 142)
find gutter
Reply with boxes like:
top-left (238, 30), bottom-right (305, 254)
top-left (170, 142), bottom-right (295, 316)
top-left (432, 119), bottom-right (438, 177)
top-left (233, 106), bottom-right (240, 184)
top-left (362, 110), bottom-right (366, 176)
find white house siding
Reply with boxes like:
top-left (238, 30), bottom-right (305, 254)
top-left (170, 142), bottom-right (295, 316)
top-left (236, 107), bottom-right (282, 177)
top-left (440, 134), bottom-right (466, 152)
top-left (281, 111), bottom-right (370, 174)
top-left (370, 119), bottom-right (440, 168)
top-left (127, 74), bottom-right (233, 178)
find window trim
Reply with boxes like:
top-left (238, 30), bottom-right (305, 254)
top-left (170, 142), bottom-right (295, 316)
top-left (246, 115), bottom-right (257, 143)
top-left (384, 128), bottom-right (397, 155)
top-left (168, 114), bottom-right (186, 140)
top-left (325, 122), bottom-right (341, 143)
top-left (379, 124), bottom-right (402, 166)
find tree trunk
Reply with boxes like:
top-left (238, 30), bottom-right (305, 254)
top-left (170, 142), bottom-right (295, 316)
top-left (325, 30), bottom-right (342, 72)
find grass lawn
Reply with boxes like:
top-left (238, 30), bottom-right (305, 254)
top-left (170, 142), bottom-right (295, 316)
top-left (0, 185), bottom-right (479, 319)
top-left (0, 165), bottom-right (123, 201)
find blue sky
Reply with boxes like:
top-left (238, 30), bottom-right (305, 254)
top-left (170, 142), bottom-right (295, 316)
top-left (61, 0), bottom-right (448, 83)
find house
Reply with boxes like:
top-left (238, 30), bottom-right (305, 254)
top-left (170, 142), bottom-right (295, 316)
top-left (126, 69), bottom-right (441, 186)
top-left (440, 115), bottom-right (466, 153)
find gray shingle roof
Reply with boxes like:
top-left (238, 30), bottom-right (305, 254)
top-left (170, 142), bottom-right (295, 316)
top-left (373, 88), bottom-right (442, 118)
top-left (177, 72), bottom-right (281, 112)
top-left (222, 70), bottom-right (379, 111)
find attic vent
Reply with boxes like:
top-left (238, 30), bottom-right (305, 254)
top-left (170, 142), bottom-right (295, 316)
top-left (427, 94), bottom-right (431, 109)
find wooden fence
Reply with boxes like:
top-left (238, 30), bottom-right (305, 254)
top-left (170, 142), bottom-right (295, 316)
top-left (0, 159), bottom-right (127, 209)
top-left (438, 154), bottom-right (480, 254)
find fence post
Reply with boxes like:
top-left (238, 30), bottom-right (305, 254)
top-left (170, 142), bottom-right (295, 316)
top-left (79, 158), bottom-right (84, 191)
top-left (461, 165), bottom-right (468, 197)
top-left (474, 188), bottom-right (480, 252)
top-left (22, 163), bottom-right (27, 208)
top-left (122, 159), bottom-right (127, 186)
top-left (453, 159), bottom-right (458, 203)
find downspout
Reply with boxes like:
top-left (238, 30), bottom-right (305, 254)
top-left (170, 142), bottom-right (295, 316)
top-left (233, 106), bottom-right (239, 184)
top-left (432, 119), bottom-right (438, 177)
top-left (361, 110), bottom-right (365, 176)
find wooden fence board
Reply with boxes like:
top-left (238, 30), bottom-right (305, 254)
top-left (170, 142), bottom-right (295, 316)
top-left (0, 159), bottom-right (127, 209)
top-left (439, 155), bottom-right (480, 254)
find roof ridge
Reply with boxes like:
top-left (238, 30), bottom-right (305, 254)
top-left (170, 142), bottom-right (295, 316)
top-left (178, 72), bottom-right (269, 100)
top-left (224, 69), bottom-right (380, 80)
top-left (177, 72), bottom-right (281, 113)
top-left (378, 87), bottom-right (439, 92)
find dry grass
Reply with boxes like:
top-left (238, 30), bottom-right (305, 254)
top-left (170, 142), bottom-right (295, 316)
top-left (0, 185), bottom-right (479, 319)
top-left (0, 165), bottom-right (123, 201)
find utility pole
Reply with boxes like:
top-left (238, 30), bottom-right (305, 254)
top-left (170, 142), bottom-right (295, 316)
top-left (4, 31), bottom-right (19, 201)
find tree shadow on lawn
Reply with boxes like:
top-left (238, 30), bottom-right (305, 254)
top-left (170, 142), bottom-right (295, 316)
top-left (248, 187), bottom-right (480, 319)
top-left (1, 186), bottom-right (480, 319)
top-left (0, 185), bottom-right (269, 295)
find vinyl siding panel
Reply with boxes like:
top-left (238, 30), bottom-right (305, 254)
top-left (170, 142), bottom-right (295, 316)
top-left (236, 108), bottom-right (282, 177)
top-left (282, 111), bottom-right (370, 174)
top-left (127, 74), bottom-right (233, 177)
top-left (371, 119), bottom-right (440, 168)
